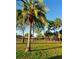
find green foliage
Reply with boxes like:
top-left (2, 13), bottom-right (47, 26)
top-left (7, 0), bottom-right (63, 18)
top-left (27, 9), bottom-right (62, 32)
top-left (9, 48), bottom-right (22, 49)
top-left (16, 0), bottom-right (48, 25)
top-left (54, 17), bottom-right (62, 28)
top-left (44, 31), bottom-right (53, 36)
top-left (16, 0), bottom-right (49, 39)
top-left (46, 17), bottom-right (62, 33)
top-left (38, 0), bottom-right (44, 2)
top-left (16, 50), bottom-right (24, 59)
top-left (34, 9), bottom-right (39, 18)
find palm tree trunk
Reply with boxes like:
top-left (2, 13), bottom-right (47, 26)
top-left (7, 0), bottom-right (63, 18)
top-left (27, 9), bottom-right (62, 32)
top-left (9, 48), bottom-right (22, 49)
top-left (25, 23), bottom-right (31, 52)
top-left (22, 22), bottom-right (24, 43)
top-left (33, 22), bottom-right (34, 39)
top-left (23, 29), bottom-right (24, 43)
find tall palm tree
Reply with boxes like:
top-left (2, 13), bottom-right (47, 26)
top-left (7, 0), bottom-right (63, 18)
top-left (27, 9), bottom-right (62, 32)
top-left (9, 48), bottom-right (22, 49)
top-left (17, 0), bottom-right (48, 52)
top-left (16, 10), bottom-right (25, 43)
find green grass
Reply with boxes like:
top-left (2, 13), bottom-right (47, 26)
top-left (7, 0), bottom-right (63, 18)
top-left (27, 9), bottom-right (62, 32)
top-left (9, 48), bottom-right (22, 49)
top-left (16, 39), bottom-right (62, 59)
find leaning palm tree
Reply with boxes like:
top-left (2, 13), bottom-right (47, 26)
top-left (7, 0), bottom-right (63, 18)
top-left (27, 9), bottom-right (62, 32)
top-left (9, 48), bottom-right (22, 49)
top-left (17, 0), bottom-right (48, 52)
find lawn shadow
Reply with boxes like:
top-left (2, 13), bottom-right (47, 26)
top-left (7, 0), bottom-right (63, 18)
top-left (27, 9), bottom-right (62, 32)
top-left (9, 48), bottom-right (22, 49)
top-left (31, 46), bottom-right (62, 51)
top-left (48, 55), bottom-right (62, 59)
top-left (16, 42), bottom-right (60, 44)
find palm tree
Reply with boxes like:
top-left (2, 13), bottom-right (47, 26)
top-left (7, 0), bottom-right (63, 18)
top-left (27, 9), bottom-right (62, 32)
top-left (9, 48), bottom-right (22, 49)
top-left (54, 18), bottom-right (62, 40)
top-left (17, 0), bottom-right (48, 52)
top-left (16, 10), bottom-right (25, 43)
top-left (54, 17), bottom-right (62, 30)
top-left (47, 18), bottom-right (62, 32)
top-left (44, 18), bottom-right (62, 40)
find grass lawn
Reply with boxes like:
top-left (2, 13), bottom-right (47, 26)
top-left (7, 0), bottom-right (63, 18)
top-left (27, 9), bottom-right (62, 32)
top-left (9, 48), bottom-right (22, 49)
top-left (16, 39), bottom-right (62, 59)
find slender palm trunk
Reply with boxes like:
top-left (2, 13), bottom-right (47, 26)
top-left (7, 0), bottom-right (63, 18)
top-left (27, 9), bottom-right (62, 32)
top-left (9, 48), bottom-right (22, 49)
top-left (33, 22), bottom-right (34, 39)
top-left (25, 23), bottom-right (31, 52)
top-left (22, 21), bottom-right (24, 43)
top-left (23, 29), bottom-right (24, 43)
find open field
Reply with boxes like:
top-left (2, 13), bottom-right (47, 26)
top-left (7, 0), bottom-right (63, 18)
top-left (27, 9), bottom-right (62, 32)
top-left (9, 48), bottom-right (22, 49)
top-left (16, 39), bottom-right (62, 59)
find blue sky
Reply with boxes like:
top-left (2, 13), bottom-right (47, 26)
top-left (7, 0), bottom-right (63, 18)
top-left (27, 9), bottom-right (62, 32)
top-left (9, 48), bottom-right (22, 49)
top-left (43, 0), bottom-right (62, 20)
top-left (16, 0), bottom-right (62, 35)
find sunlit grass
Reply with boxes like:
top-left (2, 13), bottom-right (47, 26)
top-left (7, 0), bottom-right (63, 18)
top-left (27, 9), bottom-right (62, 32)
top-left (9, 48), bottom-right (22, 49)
top-left (16, 39), bottom-right (62, 59)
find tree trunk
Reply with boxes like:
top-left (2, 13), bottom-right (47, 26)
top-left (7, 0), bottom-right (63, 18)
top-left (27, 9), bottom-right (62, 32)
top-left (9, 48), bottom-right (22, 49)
top-left (33, 22), bottom-right (34, 39)
top-left (25, 23), bottom-right (31, 52)
top-left (23, 29), bottom-right (24, 43)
